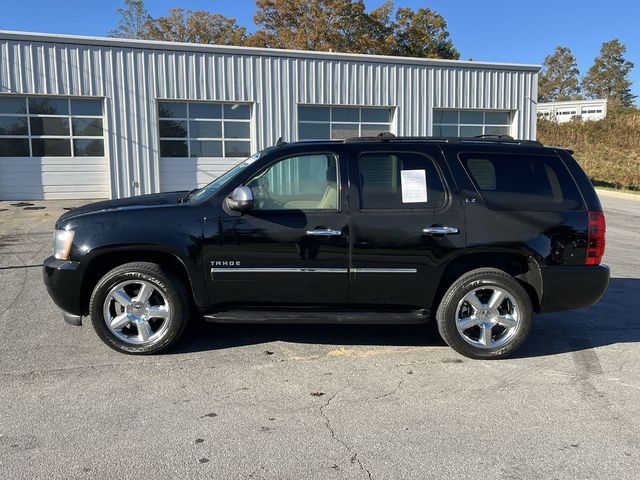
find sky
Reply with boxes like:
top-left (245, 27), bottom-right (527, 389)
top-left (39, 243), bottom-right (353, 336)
top-left (1, 0), bottom-right (638, 100)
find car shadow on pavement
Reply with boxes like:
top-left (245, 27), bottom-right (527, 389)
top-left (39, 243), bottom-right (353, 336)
top-left (513, 277), bottom-right (640, 358)
top-left (169, 319), bottom-right (447, 355)
top-left (167, 277), bottom-right (639, 358)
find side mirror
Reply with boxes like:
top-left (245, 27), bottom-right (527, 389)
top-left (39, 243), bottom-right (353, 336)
top-left (226, 186), bottom-right (254, 212)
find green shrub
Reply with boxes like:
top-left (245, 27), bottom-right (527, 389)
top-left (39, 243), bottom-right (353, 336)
top-left (537, 110), bottom-right (640, 191)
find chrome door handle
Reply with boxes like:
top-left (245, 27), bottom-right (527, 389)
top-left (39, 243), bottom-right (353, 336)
top-left (306, 228), bottom-right (342, 237)
top-left (423, 226), bottom-right (460, 235)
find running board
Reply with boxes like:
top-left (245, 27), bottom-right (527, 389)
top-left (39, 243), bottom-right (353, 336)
top-left (203, 308), bottom-right (430, 324)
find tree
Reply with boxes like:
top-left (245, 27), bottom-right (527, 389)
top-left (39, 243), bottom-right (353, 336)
top-left (390, 7), bottom-right (459, 59)
top-left (107, 0), bottom-right (459, 59)
top-left (144, 8), bottom-right (247, 45)
top-left (248, 0), bottom-right (458, 59)
top-left (583, 39), bottom-right (635, 107)
top-left (357, 1), bottom-right (395, 55)
top-left (109, 0), bottom-right (151, 39)
top-left (538, 46), bottom-right (582, 102)
top-left (248, 0), bottom-right (373, 52)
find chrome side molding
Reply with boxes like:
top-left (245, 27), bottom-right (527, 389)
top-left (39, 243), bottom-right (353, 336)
top-left (211, 268), bottom-right (347, 273)
top-left (351, 268), bottom-right (417, 274)
top-left (210, 267), bottom-right (417, 274)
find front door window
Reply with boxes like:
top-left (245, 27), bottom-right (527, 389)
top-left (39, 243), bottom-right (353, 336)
top-left (246, 153), bottom-right (339, 211)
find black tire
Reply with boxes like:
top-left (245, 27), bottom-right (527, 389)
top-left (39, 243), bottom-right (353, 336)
top-left (89, 262), bottom-right (190, 354)
top-left (436, 268), bottom-right (532, 360)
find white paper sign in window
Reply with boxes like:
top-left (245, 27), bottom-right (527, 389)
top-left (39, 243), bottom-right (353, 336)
top-left (400, 169), bottom-right (427, 203)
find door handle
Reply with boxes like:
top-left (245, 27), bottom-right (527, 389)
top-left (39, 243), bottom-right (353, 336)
top-left (306, 228), bottom-right (342, 237)
top-left (423, 226), bottom-right (460, 235)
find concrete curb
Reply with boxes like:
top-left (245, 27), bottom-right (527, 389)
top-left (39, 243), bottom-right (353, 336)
top-left (596, 188), bottom-right (640, 201)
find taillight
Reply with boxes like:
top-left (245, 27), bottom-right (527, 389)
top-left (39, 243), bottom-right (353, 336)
top-left (586, 211), bottom-right (606, 265)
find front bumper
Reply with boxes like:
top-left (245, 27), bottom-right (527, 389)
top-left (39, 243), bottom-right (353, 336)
top-left (43, 256), bottom-right (85, 318)
top-left (539, 264), bottom-right (610, 313)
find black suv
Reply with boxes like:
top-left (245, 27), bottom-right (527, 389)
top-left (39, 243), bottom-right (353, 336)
top-left (43, 136), bottom-right (609, 359)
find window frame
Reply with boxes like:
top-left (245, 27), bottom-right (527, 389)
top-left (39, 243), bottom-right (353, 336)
top-left (243, 150), bottom-right (343, 213)
top-left (432, 109), bottom-right (512, 137)
top-left (354, 149), bottom-right (449, 213)
top-left (297, 105), bottom-right (394, 141)
top-left (157, 100), bottom-right (253, 159)
top-left (0, 95), bottom-right (105, 158)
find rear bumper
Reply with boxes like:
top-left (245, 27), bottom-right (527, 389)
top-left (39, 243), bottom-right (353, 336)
top-left (43, 256), bottom-right (85, 317)
top-left (539, 264), bottom-right (610, 313)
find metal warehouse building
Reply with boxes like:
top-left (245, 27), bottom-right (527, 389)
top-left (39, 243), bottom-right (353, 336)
top-left (0, 30), bottom-right (539, 200)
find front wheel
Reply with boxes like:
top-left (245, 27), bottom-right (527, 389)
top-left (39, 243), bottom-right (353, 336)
top-left (89, 262), bottom-right (190, 354)
top-left (436, 268), bottom-right (533, 359)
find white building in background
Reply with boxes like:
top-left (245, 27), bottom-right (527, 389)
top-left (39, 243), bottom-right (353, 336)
top-left (0, 30), bottom-right (540, 201)
top-left (537, 98), bottom-right (608, 123)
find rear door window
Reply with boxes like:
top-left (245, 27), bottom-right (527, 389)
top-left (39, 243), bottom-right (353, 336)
top-left (357, 151), bottom-right (446, 210)
top-left (459, 152), bottom-right (583, 211)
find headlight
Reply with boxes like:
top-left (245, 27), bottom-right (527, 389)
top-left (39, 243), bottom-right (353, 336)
top-left (53, 229), bottom-right (75, 260)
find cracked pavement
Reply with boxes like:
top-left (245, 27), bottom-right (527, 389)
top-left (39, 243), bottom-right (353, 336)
top-left (1, 191), bottom-right (640, 479)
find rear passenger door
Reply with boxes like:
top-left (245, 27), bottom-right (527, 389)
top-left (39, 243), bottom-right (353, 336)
top-left (452, 147), bottom-right (588, 266)
top-left (347, 144), bottom-right (465, 310)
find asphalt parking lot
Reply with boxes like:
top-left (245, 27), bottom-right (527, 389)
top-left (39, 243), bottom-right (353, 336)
top-left (1, 191), bottom-right (639, 479)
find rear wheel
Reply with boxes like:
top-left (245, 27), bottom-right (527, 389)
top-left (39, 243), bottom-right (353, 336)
top-left (436, 268), bottom-right (532, 359)
top-left (89, 262), bottom-right (189, 354)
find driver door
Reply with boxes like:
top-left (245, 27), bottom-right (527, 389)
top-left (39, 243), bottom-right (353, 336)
top-left (202, 146), bottom-right (349, 307)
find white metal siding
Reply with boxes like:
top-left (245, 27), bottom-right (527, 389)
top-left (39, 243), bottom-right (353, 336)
top-left (0, 32), bottom-right (539, 199)
top-left (159, 157), bottom-right (241, 192)
top-left (0, 157), bottom-right (109, 200)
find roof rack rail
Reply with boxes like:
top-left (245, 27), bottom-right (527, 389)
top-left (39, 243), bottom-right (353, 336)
top-left (345, 135), bottom-right (439, 143)
top-left (377, 132), bottom-right (396, 139)
top-left (344, 135), bottom-right (543, 147)
top-left (473, 134), bottom-right (543, 147)
top-left (474, 134), bottom-right (514, 140)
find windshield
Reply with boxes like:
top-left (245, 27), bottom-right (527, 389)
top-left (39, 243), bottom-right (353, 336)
top-left (189, 150), bottom-right (265, 202)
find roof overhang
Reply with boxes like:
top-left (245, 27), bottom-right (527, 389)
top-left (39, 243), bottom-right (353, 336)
top-left (0, 30), bottom-right (542, 73)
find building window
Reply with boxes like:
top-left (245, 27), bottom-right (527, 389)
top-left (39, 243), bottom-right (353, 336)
top-left (158, 101), bottom-right (251, 158)
top-left (0, 95), bottom-right (104, 157)
top-left (298, 105), bottom-right (392, 140)
top-left (433, 109), bottom-right (511, 137)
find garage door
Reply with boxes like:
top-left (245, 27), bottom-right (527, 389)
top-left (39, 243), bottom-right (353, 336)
top-left (432, 109), bottom-right (512, 137)
top-left (0, 95), bottom-right (109, 200)
top-left (157, 101), bottom-right (252, 192)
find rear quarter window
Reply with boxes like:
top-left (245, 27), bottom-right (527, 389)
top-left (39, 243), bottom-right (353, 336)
top-left (459, 152), bottom-right (584, 211)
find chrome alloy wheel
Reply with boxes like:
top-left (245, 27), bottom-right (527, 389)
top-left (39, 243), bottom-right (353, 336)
top-left (455, 287), bottom-right (520, 349)
top-left (102, 280), bottom-right (171, 345)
